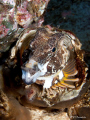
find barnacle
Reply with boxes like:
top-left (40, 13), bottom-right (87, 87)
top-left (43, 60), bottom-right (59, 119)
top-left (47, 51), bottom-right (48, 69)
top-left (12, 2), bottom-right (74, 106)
top-left (8, 26), bottom-right (88, 108)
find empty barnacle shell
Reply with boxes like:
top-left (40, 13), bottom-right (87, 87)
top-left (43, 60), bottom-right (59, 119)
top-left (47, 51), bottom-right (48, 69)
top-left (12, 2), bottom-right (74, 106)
top-left (9, 26), bottom-right (88, 109)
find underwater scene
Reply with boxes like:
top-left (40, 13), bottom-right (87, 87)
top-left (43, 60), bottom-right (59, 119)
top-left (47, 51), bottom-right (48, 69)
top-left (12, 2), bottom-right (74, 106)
top-left (0, 0), bottom-right (90, 120)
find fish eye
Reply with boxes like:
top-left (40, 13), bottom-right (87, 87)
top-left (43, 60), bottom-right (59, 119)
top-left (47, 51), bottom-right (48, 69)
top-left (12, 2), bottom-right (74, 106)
top-left (52, 47), bottom-right (56, 52)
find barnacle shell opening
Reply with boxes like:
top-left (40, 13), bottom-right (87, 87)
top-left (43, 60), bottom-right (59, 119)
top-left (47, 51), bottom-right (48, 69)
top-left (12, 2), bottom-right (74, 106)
top-left (9, 26), bottom-right (88, 108)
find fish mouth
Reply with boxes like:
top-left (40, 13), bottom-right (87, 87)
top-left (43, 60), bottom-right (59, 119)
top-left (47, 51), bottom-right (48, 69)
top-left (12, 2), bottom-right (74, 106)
top-left (22, 59), bottom-right (50, 86)
top-left (22, 58), bottom-right (80, 89)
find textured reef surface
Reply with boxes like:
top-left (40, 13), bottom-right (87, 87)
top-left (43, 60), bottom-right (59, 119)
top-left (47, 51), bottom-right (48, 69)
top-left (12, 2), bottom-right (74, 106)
top-left (0, 0), bottom-right (90, 120)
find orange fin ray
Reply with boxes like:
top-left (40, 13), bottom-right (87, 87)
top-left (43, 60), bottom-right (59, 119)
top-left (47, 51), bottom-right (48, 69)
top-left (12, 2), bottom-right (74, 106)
top-left (52, 82), bottom-right (66, 89)
top-left (63, 77), bottom-right (79, 82)
top-left (63, 69), bottom-right (78, 77)
top-left (60, 81), bottom-right (75, 88)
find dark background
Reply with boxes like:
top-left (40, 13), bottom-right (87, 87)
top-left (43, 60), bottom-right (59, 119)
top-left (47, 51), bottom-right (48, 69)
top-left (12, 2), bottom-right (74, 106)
top-left (44, 0), bottom-right (90, 52)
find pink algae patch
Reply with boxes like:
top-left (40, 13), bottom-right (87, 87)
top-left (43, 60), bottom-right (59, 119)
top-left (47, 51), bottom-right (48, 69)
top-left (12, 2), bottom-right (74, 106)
top-left (0, 25), bottom-right (9, 38)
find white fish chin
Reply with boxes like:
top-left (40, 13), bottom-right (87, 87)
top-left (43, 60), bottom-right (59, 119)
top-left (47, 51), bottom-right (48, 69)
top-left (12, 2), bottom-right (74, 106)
top-left (22, 61), bottom-right (49, 84)
top-left (22, 60), bottom-right (64, 88)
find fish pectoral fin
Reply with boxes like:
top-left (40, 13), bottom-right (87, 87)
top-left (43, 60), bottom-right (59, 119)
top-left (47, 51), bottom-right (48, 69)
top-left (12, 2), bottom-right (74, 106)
top-left (63, 59), bottom-right (78, 77)
top-left (52, 59), bottom-right (79, 89)
top-left (63, 59), bottom-right (75, 71)
top-left (63, 69), bottom-right (78, 77)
